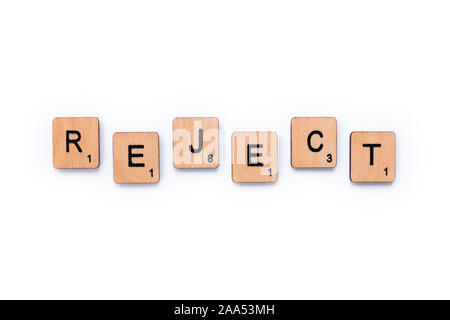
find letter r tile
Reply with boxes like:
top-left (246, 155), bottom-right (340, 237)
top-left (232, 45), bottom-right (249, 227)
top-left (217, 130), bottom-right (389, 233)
top-left (350, 131), bottom-right (396, 183)
top-left (173, 117), bottom-right (219, 168)
top-left (52, 117), bottom-right (100, 169)
top-left (113, 132), bottom-right (160, 184)
top-left (232, 131), bottom-right (278, 183)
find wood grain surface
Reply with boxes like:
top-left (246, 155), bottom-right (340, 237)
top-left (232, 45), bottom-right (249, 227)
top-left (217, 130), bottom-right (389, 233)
top-left (52, 117), bottom-right (99, 169)
top-left (173, 117), bottom-right (219, 168)
top-left (350, 131), bottom-right (396, 183)
top-left (113, 132), bottom-right (160, 184)
top-left (232, 131), bottom-right (278, 183)
top-left (291, 117), bottom-right (337, 168)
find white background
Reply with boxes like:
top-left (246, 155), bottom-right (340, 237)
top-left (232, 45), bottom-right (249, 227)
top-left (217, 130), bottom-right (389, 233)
top-left (0, 0), bottom-right (449, 299)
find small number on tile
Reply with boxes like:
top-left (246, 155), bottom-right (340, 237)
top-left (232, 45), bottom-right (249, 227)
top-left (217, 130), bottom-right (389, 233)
top-left (327, 154), bottom-right (332, 163)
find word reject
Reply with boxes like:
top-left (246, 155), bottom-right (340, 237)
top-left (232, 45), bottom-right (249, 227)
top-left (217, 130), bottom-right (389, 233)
top-left (52, 116), bottom-right (396, 184)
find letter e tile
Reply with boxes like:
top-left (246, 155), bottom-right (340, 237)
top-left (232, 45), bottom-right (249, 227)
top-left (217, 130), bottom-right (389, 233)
top-left (232, 131), bottom-right (278, 183)
top-left (113, 132), bottom-right (160, 183)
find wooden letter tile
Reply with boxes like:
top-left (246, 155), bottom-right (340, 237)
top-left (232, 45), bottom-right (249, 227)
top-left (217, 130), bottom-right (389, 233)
top-left (113, 132), bottom-right (160, 183)
top-left (173, 117), bottom-right (219, 168)
top-left (350, 131), bottom-right (396, 183)
top-left (232, 132), bottom-right (278, 183)
top-left (291, 117), bottom-right (337, 168)
top-left (52, 117), bottom-right (99, 169)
